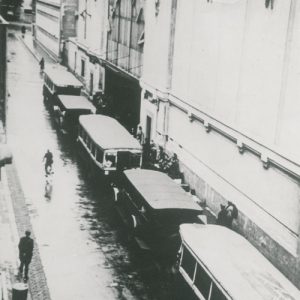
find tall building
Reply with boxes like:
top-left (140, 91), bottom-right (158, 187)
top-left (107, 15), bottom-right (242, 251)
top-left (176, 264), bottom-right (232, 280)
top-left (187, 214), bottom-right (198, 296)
top-left (0, 15), bottom-right (8, 136)
top-left (35, 0), bottom-right (78, 60)
top-left (66, 0), bottom-right (108, 99)
top-left (141, 0), bottom-right (300, 288)
top-left (66, 0), bottom-right (145, 130)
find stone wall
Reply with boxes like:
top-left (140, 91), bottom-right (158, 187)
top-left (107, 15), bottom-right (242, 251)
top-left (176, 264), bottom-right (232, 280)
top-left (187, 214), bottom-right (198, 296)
top-left (179, 159), bottom-right (300, 289)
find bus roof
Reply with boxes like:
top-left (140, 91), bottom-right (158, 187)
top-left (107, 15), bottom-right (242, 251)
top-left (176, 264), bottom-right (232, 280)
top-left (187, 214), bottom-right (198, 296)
top-left (79, 115), bottom-right (142, 150)
top-left (180, 224), bottom-right (300, 300)
top-left (124, 169), bottom-right (203, 211)
top-left (45, 65), bottom-right (83, 88)
top-left (58, 95), bottom-right (96, 113)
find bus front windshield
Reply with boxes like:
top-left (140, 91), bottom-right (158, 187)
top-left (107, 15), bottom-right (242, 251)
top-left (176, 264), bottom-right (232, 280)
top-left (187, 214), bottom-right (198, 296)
top-left (104, 153), bottom-right (116, 168)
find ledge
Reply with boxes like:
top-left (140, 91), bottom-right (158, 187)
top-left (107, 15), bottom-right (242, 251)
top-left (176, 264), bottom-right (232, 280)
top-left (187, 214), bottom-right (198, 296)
top-left (168, 94), bottom-right (300, 180)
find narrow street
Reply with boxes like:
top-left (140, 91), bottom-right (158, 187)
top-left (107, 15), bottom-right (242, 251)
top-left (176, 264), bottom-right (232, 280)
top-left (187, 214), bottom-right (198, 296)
top-left (6, 31), bottom-right (174, 300)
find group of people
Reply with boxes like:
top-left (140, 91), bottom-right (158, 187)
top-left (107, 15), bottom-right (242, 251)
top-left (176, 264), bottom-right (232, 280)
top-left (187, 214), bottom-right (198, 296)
top-left (156, 151), bottom-right (181, 179)
top-left (216, 201), bottom-right (238, 229)
top-left (135, 126), bottom-right (181, 179)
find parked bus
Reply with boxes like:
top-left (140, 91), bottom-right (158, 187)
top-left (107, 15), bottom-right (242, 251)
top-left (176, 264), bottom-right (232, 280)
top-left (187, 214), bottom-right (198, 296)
top-left (54, 95), bottom-right (96, 134)
top-left (43, 64), bottom-right (83, 106)
top-left (114, 169), bottom-right (204, 258)
top-left (78, 115), bottom-right (142, 176)
top-left (178, 224), bottom-right (300, 300)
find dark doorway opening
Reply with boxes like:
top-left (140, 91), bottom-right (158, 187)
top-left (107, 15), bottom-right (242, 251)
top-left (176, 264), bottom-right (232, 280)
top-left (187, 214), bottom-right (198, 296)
top-left (146, 115), bottom-right (152, 141)
top-left (104, 68), bottom-right (141, 133)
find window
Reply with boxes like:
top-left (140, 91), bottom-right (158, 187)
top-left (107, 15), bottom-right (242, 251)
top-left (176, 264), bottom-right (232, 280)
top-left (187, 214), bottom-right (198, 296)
top-left (181, 247), bottom-right (196, 280)
top-left (210, 283), bottom-right (227, 300)
top-left (81, 59), bottom-right (85, 77)
top-left (137, 31), bottom-right (144, 46)
top-left (88, 138), bottom-right (93, 150)
top-left (194, 263), bottom-right (212, 299)
top-left (82, 130), bottom-right (86, 143)
top-left (136, 7), bottom-right (143, 23)
top-left (91, 143), bottom-right (96, 157)
top-left (104, 153), bottom-right (116, 168)
top-left (96, 148), bottom-right (104, 163)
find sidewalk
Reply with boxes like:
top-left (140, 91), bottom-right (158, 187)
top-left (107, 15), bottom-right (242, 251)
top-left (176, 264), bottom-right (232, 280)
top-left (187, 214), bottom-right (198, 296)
top-left (0, 164), bottom-right (51, 300)
top-left (0, 166), bottom-right (31, 300)
top-left (16, 31), bottom-right (57, 64)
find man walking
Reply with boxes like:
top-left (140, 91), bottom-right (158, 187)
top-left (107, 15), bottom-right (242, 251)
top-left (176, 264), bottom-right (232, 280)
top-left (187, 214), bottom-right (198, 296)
top-left (43, 149), bottom-right (53, 175)
top-left (18, 230), bottom-right (34, 281)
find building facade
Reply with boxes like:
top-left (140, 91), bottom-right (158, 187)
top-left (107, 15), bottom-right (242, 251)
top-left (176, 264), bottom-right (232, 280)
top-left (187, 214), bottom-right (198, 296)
top-left (66, 0), bottom-right (108, 98)
top-left (141, 0), bottom-right (300, 288)
top-left (105, 0), bottom-right (145, 131)
top-left (35, 0), bottom-right (78, 60)
top-left (0, 15), bottom-right (8, 136)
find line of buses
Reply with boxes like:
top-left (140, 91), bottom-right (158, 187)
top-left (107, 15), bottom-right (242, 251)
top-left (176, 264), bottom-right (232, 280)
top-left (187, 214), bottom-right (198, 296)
top-left (43, 64), bottom-right (300, 300)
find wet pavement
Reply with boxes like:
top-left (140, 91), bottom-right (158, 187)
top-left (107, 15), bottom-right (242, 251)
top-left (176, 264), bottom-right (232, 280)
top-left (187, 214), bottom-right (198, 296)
top-left (6, 30), bottom-right (176, 300)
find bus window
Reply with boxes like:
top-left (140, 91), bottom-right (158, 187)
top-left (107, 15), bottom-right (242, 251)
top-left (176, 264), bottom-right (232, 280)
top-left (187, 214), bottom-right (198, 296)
top-left (96, 148), bottom-right (103, 163)
top-left (83, 131), bottom-right (87, 143)
top-left (210, 283), bottom-right (227, 300)
top-left (85, 135), bottom-right (90, 147)
top-left (104, 153), bottom-right (116, 168)
top-left (194, 263), bottom-right (212, 299)
top-left (88, 138), bottom-right (93, 151)
top-left (181, 246), bottom-right (196, 280)
top-left (91, 143), bottom-right (96, 157)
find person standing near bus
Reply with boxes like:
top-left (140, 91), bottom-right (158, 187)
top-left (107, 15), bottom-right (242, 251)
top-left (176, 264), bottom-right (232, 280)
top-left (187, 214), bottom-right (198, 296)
top-left (216, 204), bottom-right (227, 226)
top-left (39, 57), bottom-right (45, 72)
top-left (136, 125), bottom-right (145, 145)
top-left (21, 25), bottom-right (26, 38)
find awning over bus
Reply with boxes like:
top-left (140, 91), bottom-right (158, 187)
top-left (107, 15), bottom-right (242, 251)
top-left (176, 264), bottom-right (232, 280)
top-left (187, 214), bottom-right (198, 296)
top-left (180, 224), bottom-right (300, 300)
top-left (58, 95), bottom-right (96, 113)
top-left (124, 169), bottom-right (203, 211)
top-left (79, 115), bottom-right (142, 150)
top-left (45, 65), bottom-right (83, 88)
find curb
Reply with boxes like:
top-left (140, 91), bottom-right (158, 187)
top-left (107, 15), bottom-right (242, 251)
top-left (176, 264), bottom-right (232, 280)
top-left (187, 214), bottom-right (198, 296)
top-left (2, 168), bottom-right (33, 300)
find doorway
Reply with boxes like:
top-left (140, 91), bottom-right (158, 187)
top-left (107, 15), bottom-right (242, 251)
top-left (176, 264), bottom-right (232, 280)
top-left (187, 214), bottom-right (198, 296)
top-left (146, 115), bottom-right (152, 141)
top-left (90, 72), bottom-right (93, 96)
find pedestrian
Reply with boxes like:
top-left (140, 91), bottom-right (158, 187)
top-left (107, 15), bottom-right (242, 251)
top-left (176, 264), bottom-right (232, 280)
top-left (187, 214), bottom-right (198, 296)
top-left (142, 138), bottom-right (151, 167)
top-left (149, 140), bottom-right (157, 164)
top-left (43, 149), bottom-right (53, 175)
top-left (168, 153), bottom-right (180, 179)
top-left (21, 25), bottom-right (26, 38)
top-left (18, 230), bottom-right (34, 282)
top-left (224, 201), bottom-right (238, 229)
top-left (39, 57), bottom-right (45, 72)
top-left (216, 204), bottom-right (227, 226)
top-left (136, 125), bottom-right (145, 145)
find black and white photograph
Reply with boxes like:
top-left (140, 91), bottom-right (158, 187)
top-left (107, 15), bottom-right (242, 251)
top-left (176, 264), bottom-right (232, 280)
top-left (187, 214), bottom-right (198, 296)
top-left (0, 0), bottom-right (300, 299)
